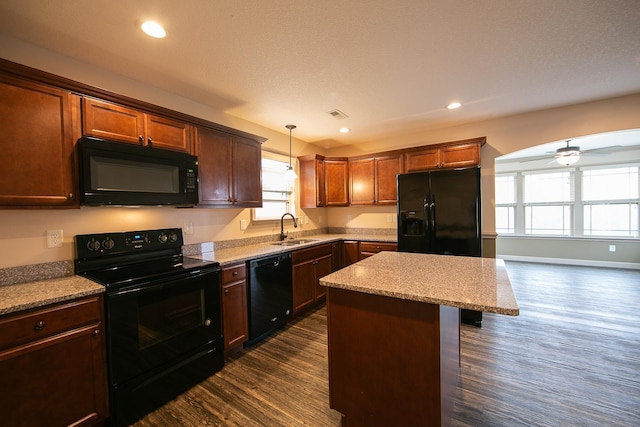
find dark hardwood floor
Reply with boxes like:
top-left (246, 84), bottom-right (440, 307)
top-left (133, 261), bottom-right (640, 426)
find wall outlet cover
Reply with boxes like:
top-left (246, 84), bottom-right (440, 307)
top-left (46, 229), bottom-right (63, 248)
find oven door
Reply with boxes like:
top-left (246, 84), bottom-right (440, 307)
top-left (105, 268), bottom-right (221, 385)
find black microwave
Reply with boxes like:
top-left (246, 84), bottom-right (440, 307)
top-left (79, 137), bottom-right (198, 206)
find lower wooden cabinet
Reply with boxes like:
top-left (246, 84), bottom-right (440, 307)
top-left (342, 241), bottom-right (360, 267)
top-left (221, 263), bottom-right (249, 355)
top-left (292, 243), bottom-right (333, 315)
top-left (0, 295), bottom-right (108, 426)
top-left (359, 241), bottom-right (398, 260)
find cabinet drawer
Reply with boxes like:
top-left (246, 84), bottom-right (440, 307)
top-left (359, 242), bottom-right (398, 253)
top-left (292, 243), bottom-right (333, 264)
top-left (0, 295), bottom-right (102, 350)
top-left (222, 263), bottom-right (247, 283)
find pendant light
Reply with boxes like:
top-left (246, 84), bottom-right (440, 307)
top-left (285, 124), bottom-right (297, 180)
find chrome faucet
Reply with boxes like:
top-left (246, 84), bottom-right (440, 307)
top-left (280, 213), bottom-right (298, 241)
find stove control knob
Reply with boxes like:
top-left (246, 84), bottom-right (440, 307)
top-left (102, 238), bottom-right (115, 250)
top-left (87, 239), bottom-right (101, 251)
top-left (158, 233), bottom-right (168, 243)
top-left (169, 232), bottom-right (178, 242)
top-left (204, 318), bottom-right (212, 327)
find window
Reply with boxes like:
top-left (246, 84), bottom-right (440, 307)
top-left (495, 174), bottom-right (516, 234)
top-left (496, 164), bottom-right (640, 238)
top-left (523, 171), bottom-right (573, 235)
top-left (252, 155), bottom-right (296, 221)
top-left (582, 166), bottom-right (638, 237)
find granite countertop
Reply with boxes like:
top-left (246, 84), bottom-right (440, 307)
top-left (319, 251), bottom-right (519, 316)
top-left (0, 275), bottom-right (105, 316)
top-left (0, 233), bottom-right (396, 316)
top-left (197, 233), bottom-right (396, 267)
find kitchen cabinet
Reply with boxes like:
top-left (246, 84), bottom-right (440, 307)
top-left (349, 154), bottom-right (402, 205)
top-left (292, 243), bottom-right (333, 315)
top-left (299, 155), bottom-right (349, 208)
top-left (359, 241), bottom-right (397, 260)
top-left (195, 127), bottom-right (262, 207)
top-left (331, 241), bottom-right (343, 271)
top-left (82, 97), bottom-right (192, 153)
top-left (221, 263), bottom-right (249, 356)
top-left (0, 75), bottom-right (80, 208)
top-left (342, 240), bottom-right (360, 267)
top-left (0, 295), bottom-right (108, 426)
top-left (404, 139), bottom-right (481, 172)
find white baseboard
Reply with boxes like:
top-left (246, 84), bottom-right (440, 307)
top-left (497, 255), bottom-right (640, 270)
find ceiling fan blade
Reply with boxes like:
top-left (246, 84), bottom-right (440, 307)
top-left (581, 145), bottom-right (623, 154)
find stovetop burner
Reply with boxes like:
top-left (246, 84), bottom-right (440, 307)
top-left (74, 228), bottom-right (219, 291)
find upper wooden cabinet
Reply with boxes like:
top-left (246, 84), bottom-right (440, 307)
top-left (82, 97), bottom-right (192, 153)
top-left (0, 75), bottom-right (80, 208)
top-left (299, 155), bottom-right (349, 208)
top-left (195, 127), bottom-right (262, 207)
top-left (404, 138), bottom-right (482, 172)
top-left (350, 154), bottom-right (402, 205)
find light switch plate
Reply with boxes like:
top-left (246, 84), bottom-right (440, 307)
top-left (240, 219), bottom-right (247, 230)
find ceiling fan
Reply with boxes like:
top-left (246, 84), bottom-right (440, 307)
top-left (521, 140), bottom-right (622, 165)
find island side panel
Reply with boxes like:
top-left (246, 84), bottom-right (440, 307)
top-left (326, 287), bottom-right (460, 427)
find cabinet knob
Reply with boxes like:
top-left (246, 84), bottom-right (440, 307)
top-left (67, 193), bottom-right (74, 200)
top-left (138, 135), bottom-right (144, 144)
top-left (34, 320), bottom-right (46, 331)
top-left (224, 289), bottom-right (229, 294)
top-left (147, 137), bottom-right (153, 146)
top-left (233, 271), bottom-right (239, 276)
top-left (93, 329), bottom-right (101, 336)
top-left (204, 318), bottom-right (212, 326)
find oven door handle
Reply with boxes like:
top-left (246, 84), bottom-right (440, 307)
top-left (109, 269), bottom-right (219, 298)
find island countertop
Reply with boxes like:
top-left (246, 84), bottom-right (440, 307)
top-left (320, 251), bottom-right (519, 316)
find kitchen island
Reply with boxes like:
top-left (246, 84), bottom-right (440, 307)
top-left (319, 252), bottom-right (519, 427)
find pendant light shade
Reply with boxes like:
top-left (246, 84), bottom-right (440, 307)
top-left (285, 124), bottom-right (297, 180)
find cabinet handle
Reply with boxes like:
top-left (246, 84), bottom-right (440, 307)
top-left (138, 135), bottom-right (144, 144)
top-left (233, 271), bottom-right (239, 276)
top-left (67, 193), bottom-right (74, 200)
top-left (224, 289), bottom-right (229, 294)
top-left (147, 137), bottom-right (153, 146)
top-left (34, 320), bottom-right (46, 331)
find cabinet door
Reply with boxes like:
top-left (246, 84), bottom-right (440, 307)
top-left (292, 260), bottom-right (316, 314)
top-left (349, 158), bottom-right (375, 205)
top-left (404, 147), bottom-right (440, 173)
top-left (331, 241), bottom-right (343, 271)
top-left (144, 114), bottom-right (192, 153)
top-left (0, 76), bottom-right (79, 207)
top-left (314, 254), bottom-right (333, 302)
top-left (375, 155), bottom-right (403, 204)
top-left (232, 137), bottom-right (262, 207)
top-left (82, 97), bottom-right (144, 144)
top-left (342, 241), bottom-right (359, 267)
top-left (195, 127), bottom-right (233, 205)
top-left (0, 322), bottom-right (108, 426)
top-left (325, 159), bottom-right (349, 206)
top-left (440, 143), bottom-right (480, 168)
top-left (222, 279), bottom-right (248, 353)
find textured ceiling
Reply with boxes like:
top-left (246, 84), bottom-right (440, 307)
top-left (1, 0), bottom-right (639, 148)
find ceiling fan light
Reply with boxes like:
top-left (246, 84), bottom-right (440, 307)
top-left (555, 153), bottom-right (580, 166)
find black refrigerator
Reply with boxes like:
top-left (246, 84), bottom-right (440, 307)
top-left (397, 166), bottom-right (483, 326)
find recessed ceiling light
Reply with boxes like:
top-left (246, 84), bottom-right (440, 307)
top-left (447, 102), bottom-right (461, 110)
top-left (141, 21), bottom-right (166, 38)
top-left (339, 127), bottom-right (351, 133)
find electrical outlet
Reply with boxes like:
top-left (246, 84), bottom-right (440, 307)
top-left (47, 229), bottom-right (63, 248)
top-left (609, 245), bottom-right (616, 252)
top-left (183, 222), bottom-right (193, 235)
top-left (305, 216), bottom-right (309, 224)
top-left (240, 219), bottom-right (247, 230)
top-left (387, 214), bottom-right (394, 223)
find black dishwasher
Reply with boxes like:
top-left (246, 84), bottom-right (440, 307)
top-left (246, 252), bottom-right (293, 347)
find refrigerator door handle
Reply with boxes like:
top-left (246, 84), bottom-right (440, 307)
top-left (424, 195), bottom-right (431, 231)
top-left (429, 195), bottom-right (436, 231)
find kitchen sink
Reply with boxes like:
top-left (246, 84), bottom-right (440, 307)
top-left (271, 239), bottom-right (318, 246)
